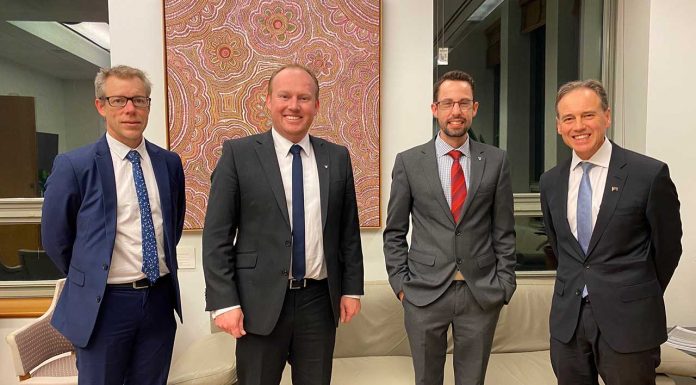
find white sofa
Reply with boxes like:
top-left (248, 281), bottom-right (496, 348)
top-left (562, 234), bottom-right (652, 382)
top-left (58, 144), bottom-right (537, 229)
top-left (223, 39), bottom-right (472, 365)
top-left (168, 278), bottom-right (696, 385)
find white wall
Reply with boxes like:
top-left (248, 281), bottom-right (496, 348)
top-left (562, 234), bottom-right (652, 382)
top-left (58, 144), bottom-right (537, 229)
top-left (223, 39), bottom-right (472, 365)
top-left (643, 0), bottom-right (696, 326)
top-left (108, 0), bottom-right (434, 361)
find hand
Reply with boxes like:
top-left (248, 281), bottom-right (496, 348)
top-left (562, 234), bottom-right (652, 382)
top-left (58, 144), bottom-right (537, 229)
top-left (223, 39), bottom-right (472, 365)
top-left (398, 291), bottom-right (405, 302)
top-left (340, 296), bottom-right (361, 323)
top-left (214, 308), bottom-right (246, 338)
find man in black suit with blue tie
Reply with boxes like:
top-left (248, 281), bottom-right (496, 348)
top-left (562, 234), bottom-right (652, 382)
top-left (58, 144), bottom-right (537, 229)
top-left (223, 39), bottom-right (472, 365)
top-left (540, 80), bottom-right (682, 385)
top-left (203, 64), bottom-right (364, 385)
top-left (42, 65), bottom-right (186, 384)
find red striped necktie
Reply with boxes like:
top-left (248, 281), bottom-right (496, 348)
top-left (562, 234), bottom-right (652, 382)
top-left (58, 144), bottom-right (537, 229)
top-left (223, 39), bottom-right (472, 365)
top-left (448, 150), bottom-right (467, 223)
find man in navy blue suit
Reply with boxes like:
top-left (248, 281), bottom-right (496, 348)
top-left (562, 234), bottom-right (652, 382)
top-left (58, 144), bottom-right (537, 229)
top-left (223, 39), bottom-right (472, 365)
top-left (42, 65), bottom-right (186, 385)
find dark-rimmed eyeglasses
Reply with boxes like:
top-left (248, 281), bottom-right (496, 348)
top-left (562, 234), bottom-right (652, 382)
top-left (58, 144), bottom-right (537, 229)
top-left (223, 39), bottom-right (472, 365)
top-left (434, 99), bottom-right (474, 111)
top-left (100, 96), bottom-right (151, 108)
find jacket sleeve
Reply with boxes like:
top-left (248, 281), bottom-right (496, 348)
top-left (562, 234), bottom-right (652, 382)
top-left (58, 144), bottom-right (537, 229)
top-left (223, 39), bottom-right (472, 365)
top-left (202, 141), bottom-right (242, 310)
top-left (492, 154), bottom-right (517, 303)
top-left (383, 153), bottom-right (412, 297)
top-left (41, 154), bottom-right (81, 274)
top-left (338, 147), bottom-right (364, 296)
top-left (646, 163), bottom-right (682, 290)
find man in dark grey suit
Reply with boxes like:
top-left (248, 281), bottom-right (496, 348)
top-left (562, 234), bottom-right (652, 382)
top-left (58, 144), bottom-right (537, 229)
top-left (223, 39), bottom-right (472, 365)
top-left (540, 80), bottom-right (682, 385)
top-left (202, 64), bottom-right (364, 385)
top-left (384, 70), bottom-right (516, 385)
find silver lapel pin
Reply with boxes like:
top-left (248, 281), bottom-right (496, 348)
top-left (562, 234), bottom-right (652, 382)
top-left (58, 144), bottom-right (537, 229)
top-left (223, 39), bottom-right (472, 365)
top-left (324, 165), bottom-right (328, 168)
top-left (611, 186), bottom-right (619, 192)
top-left (477, 156), bottom-right (482, 161)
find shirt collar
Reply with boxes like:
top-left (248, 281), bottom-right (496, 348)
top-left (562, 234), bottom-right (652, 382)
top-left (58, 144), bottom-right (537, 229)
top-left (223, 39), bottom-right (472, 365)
top-left (435, 132), bottom-right (470, 159)
top-left (106, 132), bottom-right (147, 160)
top-left (571, 137), bottom-right (612, 171)
top-left (271, 127), bottom-right (312, 157)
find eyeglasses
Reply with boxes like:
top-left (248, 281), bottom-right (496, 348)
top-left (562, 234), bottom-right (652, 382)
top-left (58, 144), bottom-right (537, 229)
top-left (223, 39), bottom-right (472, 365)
top-left (100, 96), bottom-right (151, 108)
top-left (434, 99), bottom-right (474, 111)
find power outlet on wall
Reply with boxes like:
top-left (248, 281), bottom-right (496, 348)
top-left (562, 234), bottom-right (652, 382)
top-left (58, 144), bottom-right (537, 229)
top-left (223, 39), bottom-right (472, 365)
top-left (176, 246), bottom-right (196, 269)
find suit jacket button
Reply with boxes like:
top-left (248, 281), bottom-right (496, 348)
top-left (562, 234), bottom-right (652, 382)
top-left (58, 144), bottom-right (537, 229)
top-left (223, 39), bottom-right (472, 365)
top-left (96, 296), bottom-right (101, 303)
top-left (102, 263), bottom-right (109, 271)
top-left (574, 289), bottom-right (581, 296)
top-left (285, 240), bottom-right (291, 247)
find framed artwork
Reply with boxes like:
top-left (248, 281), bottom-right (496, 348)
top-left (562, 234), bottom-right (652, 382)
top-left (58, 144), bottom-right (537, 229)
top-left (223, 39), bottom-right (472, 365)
top-left (164, 0), bottom-right (381, 229)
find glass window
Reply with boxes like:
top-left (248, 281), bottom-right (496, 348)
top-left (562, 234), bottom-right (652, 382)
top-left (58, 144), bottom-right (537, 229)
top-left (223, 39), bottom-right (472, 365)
top-left (435, 0), bottom-right (608, 272)
top-left (433, 0), bottom-right (605, 193)
top-left (0, 3), bottom-right (108, 297)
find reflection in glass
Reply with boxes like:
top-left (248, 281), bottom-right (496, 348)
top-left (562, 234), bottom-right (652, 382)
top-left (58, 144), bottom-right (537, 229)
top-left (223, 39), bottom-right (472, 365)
top-left (0, 224), bottom-right (65, 281)
top-left (0, 5), bottom-right (110, 198)
top-left (434, 0), bottom-right (605, 193)
top-left (514, 216), bottom-right (556, 271)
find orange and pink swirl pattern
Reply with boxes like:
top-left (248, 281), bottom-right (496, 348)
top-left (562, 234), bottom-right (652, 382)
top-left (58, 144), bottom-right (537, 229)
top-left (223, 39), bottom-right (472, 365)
top-left (165, 0), bottom-right (381, 229)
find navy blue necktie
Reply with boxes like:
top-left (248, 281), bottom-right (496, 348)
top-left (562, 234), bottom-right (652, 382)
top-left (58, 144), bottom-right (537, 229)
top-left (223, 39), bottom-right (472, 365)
top-left (290, 144), bottom-right (305, 281)
top-left (577, 162), bottom-right (594, 298)
top-left (126, 150), bottom-right (159, 283)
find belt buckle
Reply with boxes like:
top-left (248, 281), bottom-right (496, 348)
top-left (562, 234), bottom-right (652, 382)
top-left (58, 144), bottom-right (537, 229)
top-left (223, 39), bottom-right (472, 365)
top-left (289, 279), bottom-right (306, 290)
top-left (132, 279), bottom-right (151, 289)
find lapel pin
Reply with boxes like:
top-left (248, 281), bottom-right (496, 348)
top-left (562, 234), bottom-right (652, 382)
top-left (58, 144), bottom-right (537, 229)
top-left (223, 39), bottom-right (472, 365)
top-left (324, 165), bottom-right (328, 168)
top-left (611, 186), bottom-right (618, 192)
top-left (477, 156), bottom-right (482, 161)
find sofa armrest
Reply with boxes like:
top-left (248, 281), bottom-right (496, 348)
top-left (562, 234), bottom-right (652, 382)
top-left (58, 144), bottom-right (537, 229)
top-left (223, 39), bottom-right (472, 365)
top-left (168, 332), bottom-right (238, 385)
top-left (656, 344), bottom-right (696, 378)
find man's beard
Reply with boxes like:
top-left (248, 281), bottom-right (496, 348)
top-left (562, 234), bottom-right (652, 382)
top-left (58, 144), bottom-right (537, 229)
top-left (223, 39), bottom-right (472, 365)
top-left (442, 124), bottom-right (468, 138)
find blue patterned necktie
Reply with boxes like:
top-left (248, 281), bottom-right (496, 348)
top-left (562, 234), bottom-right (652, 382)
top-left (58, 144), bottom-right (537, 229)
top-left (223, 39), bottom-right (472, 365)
top-left (126, 150), bottom-right (159, 283)
top-left (290, 144), bottom-right (306, 281)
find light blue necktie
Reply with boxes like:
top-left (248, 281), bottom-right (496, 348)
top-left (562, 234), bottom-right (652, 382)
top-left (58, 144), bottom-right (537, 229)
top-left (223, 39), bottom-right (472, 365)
top-left (126, 150), bottom-right (160, 283)
top-left (290, 144), bottom-right (305, 281)
top-left (577, 162), bottom-right (594, 297)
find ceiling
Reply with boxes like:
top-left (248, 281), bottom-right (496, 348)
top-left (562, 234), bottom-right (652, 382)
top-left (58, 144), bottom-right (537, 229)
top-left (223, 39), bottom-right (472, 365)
top-left (0, 0), bottom-right (109, 80)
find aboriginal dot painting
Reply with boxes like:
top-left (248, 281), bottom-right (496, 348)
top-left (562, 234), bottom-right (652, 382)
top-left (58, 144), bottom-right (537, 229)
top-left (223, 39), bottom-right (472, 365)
top-left (164, 0), bottom-right (381, 229)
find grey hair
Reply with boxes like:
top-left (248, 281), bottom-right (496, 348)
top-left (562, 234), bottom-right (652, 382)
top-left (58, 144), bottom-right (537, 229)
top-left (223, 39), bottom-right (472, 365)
top-left (555, 79), bottom-right (609, 116)
top-left (95, 65), bottom-right (152, 99)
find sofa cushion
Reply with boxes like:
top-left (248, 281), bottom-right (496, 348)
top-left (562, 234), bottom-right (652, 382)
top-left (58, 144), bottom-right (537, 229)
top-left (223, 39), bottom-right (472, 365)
top-left (657, 345), bottom-right (696, 377)
top-left (334, 281), bottom-right (412, 358)
top-left (491, 279), bottom-right (553, 353)
top-left (279, 352), bottom-right (675, 385)
top-left (168, 333), bottom-right (237, 385)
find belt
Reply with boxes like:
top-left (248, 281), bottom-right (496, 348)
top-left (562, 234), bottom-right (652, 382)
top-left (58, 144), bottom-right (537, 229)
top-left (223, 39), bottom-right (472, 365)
top-left (109, 275), bottom-right (167, 290)
top-left (288, 278), bottom-right (325, 290)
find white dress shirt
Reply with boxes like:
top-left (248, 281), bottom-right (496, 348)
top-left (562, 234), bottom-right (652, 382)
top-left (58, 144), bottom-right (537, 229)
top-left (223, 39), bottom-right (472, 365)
top-left (271, 128), bottom-right (327, 280)
top-left (106, 133), bottom-right (168, 284)
top-left (566, 138), bottom-right (612, 241)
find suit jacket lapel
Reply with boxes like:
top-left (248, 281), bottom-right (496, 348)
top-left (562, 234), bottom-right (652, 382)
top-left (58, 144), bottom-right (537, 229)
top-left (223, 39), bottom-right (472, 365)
top-left (420, 140), bottom-right (455, 226)
top-left (460, 141), bottom-right (485, 222)
top-left (586, 145), bottom-right (627, 257)
top-left (95, 135), bottom-right (117, 252)
top-left (146, 141), bottom-right (173, 265)
top-left (310, 136), bottom-right (329, 230)
top-left (254, 131), bottom-right (291, 228)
